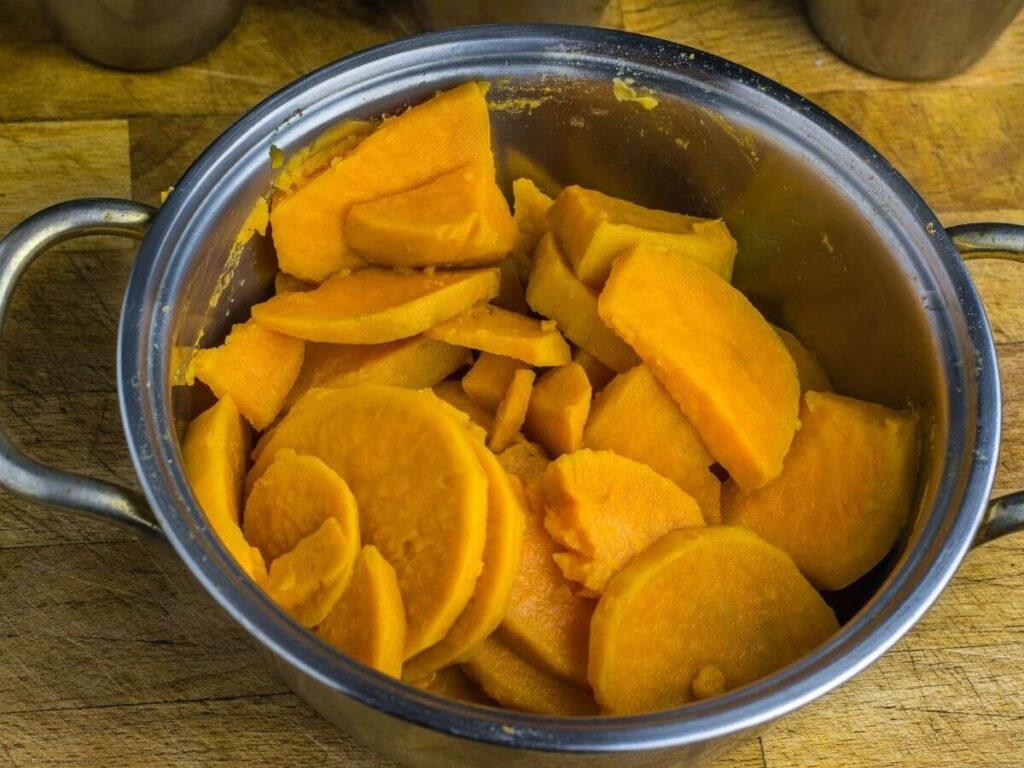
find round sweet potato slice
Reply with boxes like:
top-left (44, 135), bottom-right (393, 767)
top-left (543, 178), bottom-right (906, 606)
top-left (413, 665), bottom-right (495, 706)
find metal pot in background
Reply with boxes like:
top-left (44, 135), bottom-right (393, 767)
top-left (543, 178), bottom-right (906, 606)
top-left (805, 0), bottom-right (1024, 80)
top-left (412, 0), bottom-right (618, 28)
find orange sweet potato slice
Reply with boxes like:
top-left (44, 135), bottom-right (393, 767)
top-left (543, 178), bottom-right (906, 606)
top-left (346, 162), bottom-right (517, 268)
top-left (432, 380), bottom-right (494, 431)
top-left (463, 636), bottom-right (599, 716)
top-left (462, 352), bottom-right (530, 410)
top-left (512, 177), bottom-right (554, 282)
top-left (248, 385), bottom-right (488, 658)
top-left (583, 365), bottom-right (721, 522)
top-left (571, 347), bottom-right (615, 391)
top-left (425, 303), bottom-right (571, 367)
top-left (193, 318), bottom-right (305, 430)
top-left (413, 665), bottom-right (495, 706)
top-left (589, 526), bottom-right (839, 714)
top-left (598, 247), bottom-right (800, 490)
top-left (404, 439), bottom-right (526, 680)
top-left (722, 391), bottom-right (919, 590)
top-left (488, 368), bottom-right (535, 453)
top-left (243, 449), bottom-right (360, 564)
top-left (547, 184), bottom-right (737, 288)
top-left (318, 545), bottom-right (406, 678)
top-left (524, 363), bottom-right (592, 457)
top-left (251, 267), bottom-right (500, 344)
top-left (539, 449), bottom-right (704, 594)
top-left (773, 326), bottom-right (833, 393)
top-left (270, 82), bottom-right (494, 283)
top-left (274, 272), bottom-right (315, 295)
top-left (526, 233), bottom-right (638, 372)
top-left (496, 441), bottom-right (550, 484)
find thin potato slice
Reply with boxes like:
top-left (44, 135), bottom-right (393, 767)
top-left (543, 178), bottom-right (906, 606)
top-left (432, 380), bottom-right (494, 431)
top-left (488, 368), bottom-right (535, 452)
top-left (425, 303), bottom-right (570, 367)
top-left (512, 177), bottom-right (555, 282)
top-left (413, 665), bottom-right (495, 706)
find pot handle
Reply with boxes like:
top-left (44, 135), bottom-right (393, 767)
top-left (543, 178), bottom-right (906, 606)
top-left (947, 222), bottom-right (1024, 546)
top-left (0, 199), bottom-right (161, 535)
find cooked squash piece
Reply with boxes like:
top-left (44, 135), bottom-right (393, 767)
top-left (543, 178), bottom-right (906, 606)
top-left (496, 441), bottom-right (550, 484)
top-left (571, 347), bottom-right (615, 390)
top-left (405, 439), bottom-right (526, 680)
top-left (512, 177), bottom-right (555, 282)
top-left (598, 248), bottom-right (800, 490)
top-left (432, 380), bottom-right (494, 431)
top-left (488, 368), bottom-right (535, 452)
top-left (540, 449), bottom-right (704, 594)
top-left (773, 326), bottom-right (833, 394)
top-left (526, 233), bottom-right (638, 372)
top-left (462, 352), bottom-right (530, 410)
top-left (271, 119), bottom-right (373, 196)
top-left (251, 267), bottom-right (500, 344)
top-left (243, 449), bottom-right (360, 563)
top-left (270, 82), bottom-right (494, 283)
top-left (524, 363), bottom-right (592, 457)
top-left (722, 391), bottom-right (919, 590)
top-left (583, 365), bottom-right (721, 522)
top-left (589, 526), bottom-right (838, 714)
top-left (498, 482), bottom-right (594, 686)
top-left (318, 545), bottom-right (406, 678)
top-left (346, 162), bottom-right (517, 268)
top-left (547, 185), bottom-right (737, 288)
top-left (494, 255), bottom-right (530, 313)
top-left (285, 336), bottom-right (469, 410)
top-left (425, 303), bottom-right (570, 367)
top-left (193, 318), bottom-right (305, 430)
top-left (463, 636), bottom-right (599, 716)
top-left (248, 385), bottom-right (489, 658)
top-left (413, 665), bottom-right (495, 706)
top-left (274, 272), bottom-right (315, 295)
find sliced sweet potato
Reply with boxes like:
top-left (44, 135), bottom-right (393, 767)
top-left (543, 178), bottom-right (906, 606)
top-left (583, 365), bottom-right (721, 522)
top-left (346, 162), bottom-right (517, 268)
top-left (526, 233), bottom-right (638, 372)
top-left (462, 352), bottom-right (530, 410)
top-left (432, 380), bottom-right (494, 431)
top-left (571, 347), bottom-right (615, 391)
top-left (413, 665), bottom-right (495, 706)
top-left (589, 526), bottom-right (839, 714)
top-left (488, 368), bottom-right (535, 452)
top-left (251, 267), bottom-right (500, 344)
top-left (463, 636), bottom-right (599, 716)
top-left (598, 247), bottom-right (800, 490)
top-left (248, 385), bottom-right (489, 658)
top-left (512, 177), bottom-right (554, 282)
top-left (425, 303), bottom-right (570, 367)
top-left (540, 449), bottom-right (704, 594)
top-left (495, 255), bottom-right (529, 314)
top-left (773, 326), bottom-right (833, 394)
top-left (270, 82), bottom-right (494, 283)
top-left (722, 391), bottom-right (919, 590)
top-left (193, 318), bottom-right (305, 430)
top-left (524, 363), bottom-right (592, 457)
top-left (547, 184), bottom-right (737, 288)
top-left (496, 441), bottom-right (550, 484)
top-left (274, 272), bottom-right (315, 295)
top-left (318, 545), bottom-right (406, 678)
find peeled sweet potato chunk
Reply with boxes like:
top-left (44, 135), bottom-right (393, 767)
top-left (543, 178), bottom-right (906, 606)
top-left (432, 380), bottom-right (494, 431)
top-left (496, 441), bottom-right (550, 484)
top-left (583, 365), bottom-right (721, 522)
top-left (524, 363), bottom-right (592, 457)
top-left (318, 545), bottom-right (406, 678)
top-left (488, 368), bottom-right (535, 453)
top-left (722, 391), bottom-right (919, 590)
top-left (463, 636), bottom-right (598, 716)
top-left (193, 318), bottom-right (305, 430)
top-left (270, 82), bottom-right (493, 282)
top-left (526, 233), bottom-right (638, 372)
top-left (571, 347), bottom-right (615, 390)
top-left (512, 177), bottom-right (554, 282)
top-left (461, 352), bottom-right (530, 410)
top-left (773, 326), bottom-right (833, 394)
top-left (598, 247), bottom-right (800, 490)
top-left (547, 185), bottom-right (737, 288)
top-left (540, 449), bottom-right (704, 594)
top-left (346, 162), bottom-right (517, 268)
top-left (425, 303), bottom-right (570, 367)
top-left (413, 665), bottom-right (495, 706)
top-left (248, 385), bottom-right (489, 658)
top-left (589, 526), bottom-right (838, 714)
top-left (251, 267), bottom-right (500, 344)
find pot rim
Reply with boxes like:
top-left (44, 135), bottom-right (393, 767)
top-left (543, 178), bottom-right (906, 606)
top-left (117, 24), bottom-right (1000, 753)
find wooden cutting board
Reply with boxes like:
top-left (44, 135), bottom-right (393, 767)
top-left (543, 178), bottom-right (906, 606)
top-left (0, 1), bottom-right (1020, 765)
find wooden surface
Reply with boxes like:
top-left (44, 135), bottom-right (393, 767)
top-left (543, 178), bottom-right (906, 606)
top-left (0, 1), bottom-right (1021, 765)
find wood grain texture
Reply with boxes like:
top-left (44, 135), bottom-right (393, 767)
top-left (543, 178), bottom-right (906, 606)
top-left (0, 0), bottom-right (1021, 766)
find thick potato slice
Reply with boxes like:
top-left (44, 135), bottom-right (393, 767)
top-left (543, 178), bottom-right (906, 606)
top-left (462, 352), bottom-right (530, 410)
top-left (318, 545), bottom-right (406, 678)
top-left (432, 380), bottom-right (494, 431)
top-left (243, 449), bottom-right (360, 564)
top-left (463, 636), bottom-right (599, 716)
top-left (571, 347), bottom-right (615, 391)
top-left (425, 303), bottom-right (570, 367)
top-left (346, 162), bottom-right (517, 268)
top-left (599, 248), bottom-right (800, 490)
top-left (285, 336), bottom-right (469, 410)
top-left (193, 318), bottom-right (304, 430)
top-left (251, 267), bottom-right (500, 344)
top-left (723, 391), bottom-right (919, 590)
top-left (512, 177), bottom-right (555, 282)
top-left (526, 233), bottom-right (638, 372)
top-left (547, 184), bottom-right (737, 288)
top-left (524, 363), bottom-right (592, 457)
top-left (270, 82), bottom-right (493, 283)
top-left (589, 526), bottom-right (838, 714)
top-left (488, 368), bottom-right (535, 452)
top-left (773, 326), bottom-right (833, 393)
top-left (583, 365), bottom-right (721, 522)
top-left (404, 440), bottom-right (526, 680)
top-left (248, 385), bottom-right (489, 658)
top-left (496, 441), bottom-right (550, 484)
top-left (540, 449), bottom-right (704, 594)
top-left (413, 665), bottom-right (495, 706)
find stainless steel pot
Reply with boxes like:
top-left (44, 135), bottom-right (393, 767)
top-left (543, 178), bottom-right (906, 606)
top-left (0, 26), bottom-right (1021, 768)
